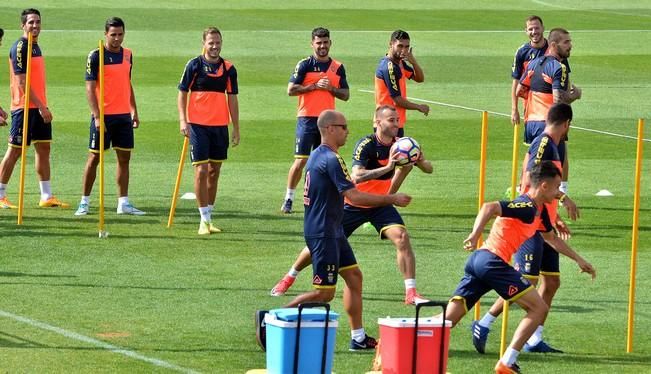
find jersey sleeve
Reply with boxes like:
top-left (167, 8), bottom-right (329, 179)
top-left (337, 64), bottom-right (349, 89)
top-left (11, 39), bottom-right (28, 75)
top-left (552, 62), bottom-right (569, 91)
top-left (328, 153), bottom-right (355, 193)
top-left (227, 64), bottom-right (238, 95)
top-left (402, 62), bottom-right (415, 80)
top-left (351, 137), bottom-right (372, 168)
top-left (511, 47), bottom-right (526, 79)
top-left (498, 200), bottom-right (537, 224)
top-left (377, 60), bottom-right (403, 98)
top-left (289, 58), bottom-right (308, 85)
top-left (85, 49), bottom-right (99, 81)
top-left (539, 205), bottom-right (554, 233)
top-left (178, 58), bottom-right (197, 92)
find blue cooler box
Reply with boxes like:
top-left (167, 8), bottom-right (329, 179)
top-left (265, 308), bottom-right (339, 374)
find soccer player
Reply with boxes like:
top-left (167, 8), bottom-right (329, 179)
top-left (0, 8), bottom-right (69, 209)
top-left (517, 27), bottom-right (581, 195)
top-left (75, 17), bottom-right (144, 216)
top-left (375, 29), bottom-right (429, 136)
top-left (443, 160), bottom-right (595, 374)
top-left (374, 30), bottom-right (429, 194)
top-left (510, 16), bottom-right (570, 126)
top-left (256, 110), bottom-right (412, 352)
top-left (270, 105), bottom-right (433, 305)
top-left (0, 27), bottom-right (7, 126)
top-left (281, 27), bottom-right (349, 214)
top-left (472, 103), bottom-right (584, 355)
top-left (177, 27), bottom-right (240, 235)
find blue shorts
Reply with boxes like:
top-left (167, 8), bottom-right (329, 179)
top-left (306, 236), bottom-right (358, 289)
top-left (8, 109), bottom-right (52, 147)
top-left (294, 116), bottom-right (320, 157)
top-left (524, 120), bottom-right (545, 145)
top-left (514, 232), bottom-right (544, 278)
top-left (343, 204), bottom-right (405, 239)
top-left (451, 249), bottom-right (534, 311)
top-left (89, 114), bottom-right (134, 152)
top-left (189, 124), bottom-right (229, 165)
top-left (540, 241), bottom-right (560, 276)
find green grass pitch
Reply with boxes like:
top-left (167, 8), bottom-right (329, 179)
top-left (0, 0), bottom-right (649, 372)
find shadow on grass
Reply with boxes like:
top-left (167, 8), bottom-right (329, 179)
top-left (0, 281), bottom-right (276, 293)
top-left (582, 205), bottom-right (651, 213)
top-left (0, 272), bottom-right (76, 279)
top-left (0, 331), bottom-right (48, 348)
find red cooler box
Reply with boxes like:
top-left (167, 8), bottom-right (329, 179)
top-left (378, 317), bottom-right (451, 374)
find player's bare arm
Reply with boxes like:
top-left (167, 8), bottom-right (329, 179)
top-left (414, 151), bottom-right (433, 173)
top-left (404, 47), bottom-right (424, 83)
top-left (541, 230), bottom-right (596, 279)
top-left (287, 82), bottom-right (317, 96)
top-left (464, 201), bottom-right (501, 251)
top-left (553, 85), bottom-right (581, 104)
top-left (343, 188), bottom-right (411, 208)
top-left (392, 95), bottom-right (430, 116)
top-left (228, 94), bottom-right (240, 146)
top-left (0, 106), bottom-right (6, 125)
top-left (85, 80), bottom-right (101, 128)
top-left (511, 79), bottom-right (521, 125)
top-left (558, 193), bottom-right (579, 220)
top-left (350, 161), bottom-right (396, 184)
top-left (130, 84), bottom-right (139, 128)
top-left (177, 90), bottom-right (189, 136)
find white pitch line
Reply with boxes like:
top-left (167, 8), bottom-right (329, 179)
top-left (358, 89), bottom-right (650, 142)
top-left (0, 309), bottom-right (201, 374)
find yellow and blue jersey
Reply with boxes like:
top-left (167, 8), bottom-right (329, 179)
top-left (484, 194), bottom-right (553, 264)
top-left (86, 47), bottom-right (133, 115)
top-left (290, 56), bottom-right (347, 117)
top-left (512, 40), bottom-right (571, 80)
top-left (9, 37), bottom-right (47, 111)
top-left (178, 56), bottom-right (238, 127)
top-left (519, 56), bottom-right (569, 122)
top-left (525, 133), bottom-right (563, 225)
top-left (303, 145), bottom-right (355, 239)
top-left (344, 134), bottom-right (395, 207)
top-left (374, 56), bottom-right (414, 127)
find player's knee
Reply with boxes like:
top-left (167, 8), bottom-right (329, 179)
top-left (393, 230), bottom-right (411, 251)
top-left (314, 288), bottom-right (336, 302)
top-left (342, 267), bottom-right (363, 290)
top-left (293, 158), bottom-right (307, 170)
top-left (542, 275), bottom-right (561, 292)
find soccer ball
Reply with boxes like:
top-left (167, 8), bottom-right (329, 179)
top-left (391, 137), bottom-right (421, 166)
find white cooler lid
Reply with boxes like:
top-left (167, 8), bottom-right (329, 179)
top-left (378, 317), bottom-right (452, 328)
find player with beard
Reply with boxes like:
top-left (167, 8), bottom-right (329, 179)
top-left (281, 27), bottom-right (349, 214)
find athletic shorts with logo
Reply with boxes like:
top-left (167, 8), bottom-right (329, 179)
top-left (306, 236), bottom-right (358, 289)
top-left (189, 124), bottom-right (229, 164)
top-left (8, 109), bottom-right (51, 147)
top-left (88, 113), bottom-right (134, 152)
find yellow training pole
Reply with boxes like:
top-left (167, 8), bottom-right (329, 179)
top-left (499, 123), bottom-right (521, 355)
top-left (17, 32), bottom-right (34, 225)
top-left (98, 41), bottom-right (107, 238)
top-left (473, 111), bottom-right (489, 320)
top-left (626, 118), bottom-right (645, 352)
top-left (167, 136), bottom-right (189, 228)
